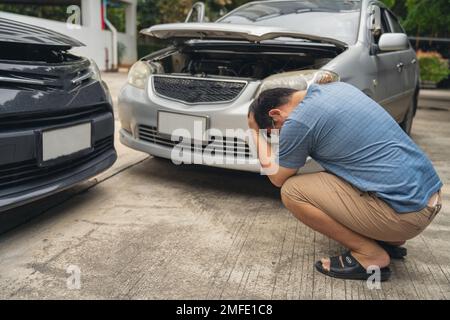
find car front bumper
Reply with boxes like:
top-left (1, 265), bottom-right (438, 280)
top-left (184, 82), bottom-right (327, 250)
top-left (118, 82), bottom-right (323, 174)
top-left (120, 128), bottom-right (260, 172)
top-left (0, 148), bottom-right (116, 212)
top-left (0, 108), bottom-right (117, 212)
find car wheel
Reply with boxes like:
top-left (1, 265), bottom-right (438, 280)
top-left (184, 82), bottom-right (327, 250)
top-left (400, 97), bottom-right (415, 135)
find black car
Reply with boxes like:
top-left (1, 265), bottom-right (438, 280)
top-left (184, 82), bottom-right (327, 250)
top-left (0, 18), bottom-right (117, 211)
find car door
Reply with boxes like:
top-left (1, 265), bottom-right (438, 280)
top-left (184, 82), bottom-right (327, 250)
top-left (371, 7), bottom-right (406, 121)
top-left (385, 10), bottom-right (417, 113)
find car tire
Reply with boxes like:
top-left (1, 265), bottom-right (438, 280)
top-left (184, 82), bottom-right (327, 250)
top-left (400, 96), bottom-right (416, 135)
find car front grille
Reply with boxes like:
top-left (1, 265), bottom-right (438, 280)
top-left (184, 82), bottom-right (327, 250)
top-left (0, 59), bottom-right (92, 92)
top-left (0, 136), bottom-right (113, 190)
top-left (152, 76), bottom-right (247, 104)
top-left (138, 125), bottom-right (251, 159)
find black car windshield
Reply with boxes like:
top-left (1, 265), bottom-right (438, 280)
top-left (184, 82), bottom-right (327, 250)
top-left (217, 0), bottom-right (362, 44)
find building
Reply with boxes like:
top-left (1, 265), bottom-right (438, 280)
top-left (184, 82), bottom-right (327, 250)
top-left (0, 0), bottom-right (137, 71)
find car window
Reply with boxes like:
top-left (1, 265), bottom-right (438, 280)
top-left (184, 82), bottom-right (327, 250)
top-left (386, 11), bottom-right (405, 34)
top-left (217, 0), bottom-right (362, 45)
top-left (380, 9), bottom-right (392, 34)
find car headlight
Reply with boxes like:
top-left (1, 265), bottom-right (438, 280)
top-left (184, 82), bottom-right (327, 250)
top-left (257, 70), bottom-right (340, 95)
top-left (88, 59), bottom-right (101, 81)
top-left (128, 61), bottom-right (151, 89)
top-left (303, 70), bottom-right (340, 86)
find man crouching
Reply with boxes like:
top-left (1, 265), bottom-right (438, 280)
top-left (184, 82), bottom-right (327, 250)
top-left (247, 82), bottom-right (442, 281)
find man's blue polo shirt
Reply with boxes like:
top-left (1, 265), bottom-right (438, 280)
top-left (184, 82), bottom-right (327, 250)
top-left (277, 82), bottom-right (442, 213)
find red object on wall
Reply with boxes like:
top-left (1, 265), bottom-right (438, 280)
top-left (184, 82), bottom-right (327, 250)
top-left (101, 0), bottom-right (106, 30)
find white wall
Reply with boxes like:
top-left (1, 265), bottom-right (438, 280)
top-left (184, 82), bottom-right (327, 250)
top-left (0, 0), bottom-right (137, 70)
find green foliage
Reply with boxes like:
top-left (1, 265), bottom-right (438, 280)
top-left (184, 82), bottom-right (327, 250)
top-left (107, 6), bottom-right (126, 33)
top-left (403, 0), bottom-right (450, 37)
top-left (135, 0), bottom-right (249, 55)
top-left (417, 51), bottom-right (450, 83)
top-left (0, 4), bottom-right (71, 22)
top-left (118, 41), bottom-right (126, 64)
top-left (368, 0), bottom-right (449, 38)
top-left (380, 0), bottom-right (396, 8)
top-left (137, 0), bottom-right (197, 28)
top-left (136, 0), bottom-right (253, 29)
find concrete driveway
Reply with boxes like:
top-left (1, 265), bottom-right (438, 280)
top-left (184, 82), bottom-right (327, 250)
top-left (0, 72), bottom-right (448, 299)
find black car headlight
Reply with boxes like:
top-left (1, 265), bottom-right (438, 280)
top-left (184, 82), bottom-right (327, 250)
top-left (88, 59), bottom-right (101, 81)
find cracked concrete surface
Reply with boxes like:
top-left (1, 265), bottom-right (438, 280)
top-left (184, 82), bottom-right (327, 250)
top-left (0, 72), bottom-right (448, 299)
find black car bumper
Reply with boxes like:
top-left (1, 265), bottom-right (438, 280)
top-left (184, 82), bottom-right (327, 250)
top-left (0, 148), bottom-right (116, 212)
top-left (0, 110), bottom-right (117, 212)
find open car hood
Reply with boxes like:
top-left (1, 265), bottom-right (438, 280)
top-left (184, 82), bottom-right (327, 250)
top-left (0, 17), bottom-right (84, 48)
top-left (141, 22), bottom-right (347, 48)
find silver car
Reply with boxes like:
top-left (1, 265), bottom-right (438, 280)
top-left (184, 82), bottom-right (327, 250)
top-left (118, 0), bottom-right (419, 173)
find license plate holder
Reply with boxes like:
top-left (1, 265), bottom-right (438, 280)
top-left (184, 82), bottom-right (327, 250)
top-left (38, 122), bottom-right (93, 167)
top-left (157, 111), bottom-right (208, 142)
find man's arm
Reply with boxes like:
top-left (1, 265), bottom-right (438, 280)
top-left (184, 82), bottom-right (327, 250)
top-left (248, 116), bottom-right (297, 188)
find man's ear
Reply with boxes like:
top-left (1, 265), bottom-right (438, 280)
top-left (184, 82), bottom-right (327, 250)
top-left (268, 109), bottom-right (282, 118)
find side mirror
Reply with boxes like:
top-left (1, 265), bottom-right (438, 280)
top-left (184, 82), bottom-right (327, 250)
top-left (378, 33), bottom-right (409, 52)
top-left (185, 2), bottom-right (205, 23)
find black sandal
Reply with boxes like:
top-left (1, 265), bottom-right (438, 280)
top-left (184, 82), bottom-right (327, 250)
top-left (376, 241), bottom-right (407, 260)
top-left (315, 251), bottom-right (391, 281)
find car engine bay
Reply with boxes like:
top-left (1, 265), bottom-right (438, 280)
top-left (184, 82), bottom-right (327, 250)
top-left (146, 42), bottom-right (341, 80)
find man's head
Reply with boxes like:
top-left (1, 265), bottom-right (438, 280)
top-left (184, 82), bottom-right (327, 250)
top-left (248, 88), bottom-right (303, 131)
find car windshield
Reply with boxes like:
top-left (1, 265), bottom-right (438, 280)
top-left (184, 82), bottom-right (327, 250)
top-left (217, 0), bottom-right (362, 45)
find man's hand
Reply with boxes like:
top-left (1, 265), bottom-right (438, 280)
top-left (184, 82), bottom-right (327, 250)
top-left (248, 112), bottom-right (259, 132)
top-left (248, 112), bottom-right (297, 188)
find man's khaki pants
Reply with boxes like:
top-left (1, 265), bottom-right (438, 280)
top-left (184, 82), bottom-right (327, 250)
top-left (281, 172), bottom-right (442, 242)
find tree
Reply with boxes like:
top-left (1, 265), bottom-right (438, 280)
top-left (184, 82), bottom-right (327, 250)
top-left (380, 0), bottom-right (407, 21)
top-left (381, 0), bottom-right (396, 8)
top-left (403, 0), bottom-right (450, 38)
top-left (136, 0), bottom-right (184, 30)
top-left (136, 0), bottom-right (253, 57)
top-left (137, 0), bottom-right (251, 30)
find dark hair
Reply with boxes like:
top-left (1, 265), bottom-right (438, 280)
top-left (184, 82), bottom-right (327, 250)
top-left (248, 88), bottom-right (298, 129)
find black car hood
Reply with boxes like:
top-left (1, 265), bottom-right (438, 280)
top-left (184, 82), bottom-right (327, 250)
top-left (0, 17), bottom-right (84, 48)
